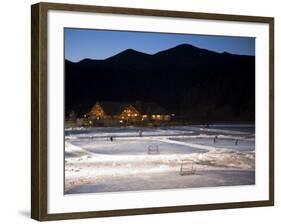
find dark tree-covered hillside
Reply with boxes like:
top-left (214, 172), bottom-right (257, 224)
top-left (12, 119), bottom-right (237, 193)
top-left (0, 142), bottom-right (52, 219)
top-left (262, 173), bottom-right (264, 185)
top-left (65, 44), bottom-right (255, 123)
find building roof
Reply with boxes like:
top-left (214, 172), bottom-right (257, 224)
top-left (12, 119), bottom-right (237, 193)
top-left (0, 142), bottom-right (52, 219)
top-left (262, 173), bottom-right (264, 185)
top-left (135, 102), bottom-right (168, 115)
top-left (91, 101), bottom-right (168, 116)
top-left (95, 101), bottom-right (132, 115)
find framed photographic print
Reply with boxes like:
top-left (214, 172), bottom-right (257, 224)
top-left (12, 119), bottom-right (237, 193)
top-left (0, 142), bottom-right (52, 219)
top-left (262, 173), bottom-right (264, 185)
top-left (31, 2), bottom-right (274, 221)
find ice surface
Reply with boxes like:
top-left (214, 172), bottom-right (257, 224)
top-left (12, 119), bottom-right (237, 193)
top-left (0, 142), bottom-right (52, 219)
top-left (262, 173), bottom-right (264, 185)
top-left (64, 125), bottom-right (255, 194)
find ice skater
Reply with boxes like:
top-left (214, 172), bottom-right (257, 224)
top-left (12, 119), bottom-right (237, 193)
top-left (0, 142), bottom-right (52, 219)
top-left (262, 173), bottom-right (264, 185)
top-left (110, 136), bottom-right (113, 142)
top-left (235, 139), bottom-right (239, 145)
top-left (138, 129), bottom-right (143, 137)
top-left (213, 135), bottom-right (218, 144)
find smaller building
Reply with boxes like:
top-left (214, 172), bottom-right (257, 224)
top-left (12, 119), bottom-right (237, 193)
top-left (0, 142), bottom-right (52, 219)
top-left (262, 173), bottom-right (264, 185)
top-left (135, 102), bottom-right (171, 121)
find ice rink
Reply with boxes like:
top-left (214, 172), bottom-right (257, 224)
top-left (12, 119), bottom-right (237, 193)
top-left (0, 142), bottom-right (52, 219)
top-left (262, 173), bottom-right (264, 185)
top-left (64, 125), bottom-right (255, 194)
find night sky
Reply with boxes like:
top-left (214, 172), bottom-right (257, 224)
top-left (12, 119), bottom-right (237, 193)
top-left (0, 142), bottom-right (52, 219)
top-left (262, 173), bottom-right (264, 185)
top-left (64, 28), bottom-right (255, 62)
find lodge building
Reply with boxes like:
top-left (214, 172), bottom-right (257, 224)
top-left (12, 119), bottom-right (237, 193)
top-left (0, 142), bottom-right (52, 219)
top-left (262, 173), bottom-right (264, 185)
top-left (86, 101), bottom-right (171, 122)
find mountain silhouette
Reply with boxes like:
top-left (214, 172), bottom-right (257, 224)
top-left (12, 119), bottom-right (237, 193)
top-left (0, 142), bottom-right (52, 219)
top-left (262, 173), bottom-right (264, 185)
top-left (65, 44), bottom-right (255, 123)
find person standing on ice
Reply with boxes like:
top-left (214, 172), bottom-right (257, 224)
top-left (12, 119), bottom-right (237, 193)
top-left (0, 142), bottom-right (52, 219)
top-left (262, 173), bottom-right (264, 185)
top-left (139, 129), bottom-right (143, 137)
top-left (213, 135), bottom-right (218, 144)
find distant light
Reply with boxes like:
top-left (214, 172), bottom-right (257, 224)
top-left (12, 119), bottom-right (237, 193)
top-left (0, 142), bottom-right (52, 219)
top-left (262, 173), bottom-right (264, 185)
top-left (171, 113), bottom-right (175, 116)
top-left (119, 120), bottom-right (123, 123)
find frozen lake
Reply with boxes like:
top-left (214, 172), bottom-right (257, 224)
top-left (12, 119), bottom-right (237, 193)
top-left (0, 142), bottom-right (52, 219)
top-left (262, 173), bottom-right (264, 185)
top-left (68, 138), bottom-right (208, 155)
top-left (65, 125), bottom-right (255, 194)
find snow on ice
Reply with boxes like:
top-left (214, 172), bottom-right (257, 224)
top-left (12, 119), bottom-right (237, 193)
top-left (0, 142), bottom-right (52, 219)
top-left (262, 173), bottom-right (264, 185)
top-left (64, 125), bottom-right (255, 194)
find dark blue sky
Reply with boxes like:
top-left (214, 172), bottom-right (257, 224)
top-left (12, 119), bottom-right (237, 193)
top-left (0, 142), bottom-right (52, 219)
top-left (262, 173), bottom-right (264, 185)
top-left (65, 28), bottom-right (255, 62)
